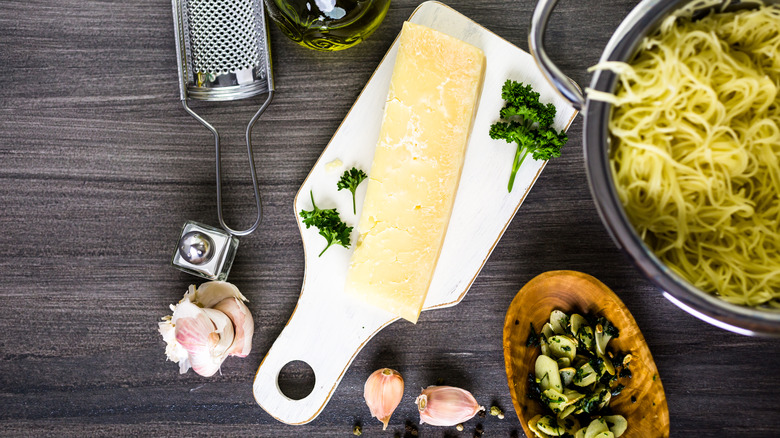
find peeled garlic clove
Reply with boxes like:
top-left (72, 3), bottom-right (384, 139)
top-left (416, 385), bottom-right (484, 427)
top-left (214, 296), bottom-right (254, 357)
top-left (364, 368), bottom-right (404, 430)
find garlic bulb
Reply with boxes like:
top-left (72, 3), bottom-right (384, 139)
top-left (416, 385), bottom-right (484, 427)
top-left (364, 368), bottom-right (404, 430)
top-left (159, 281), bottom-right (254, 376)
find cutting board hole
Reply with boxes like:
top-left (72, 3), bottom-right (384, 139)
top-left (277, 360), bottom-right (316, 400)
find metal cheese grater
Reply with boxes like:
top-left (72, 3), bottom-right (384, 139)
top-left (170, 0), bottom-right (274, 280)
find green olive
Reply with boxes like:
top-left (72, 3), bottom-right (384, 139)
top-left (550, 310), bottom-right (569, 335)
top-left (548, 335), bottom-right (577, 361)
top-left (603, 415), bottom-right (628, 437)
top-left (537, 415), bottom-right (566, 437)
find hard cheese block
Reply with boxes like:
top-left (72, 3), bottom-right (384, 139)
top-left (345, 22), bottom-right (485, 323)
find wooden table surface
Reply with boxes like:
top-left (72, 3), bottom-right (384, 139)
top-left (1, 0), bottom-right (779, 436)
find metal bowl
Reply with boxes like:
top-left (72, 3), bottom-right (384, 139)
top-left (530, 0), bottom-right (780, 336)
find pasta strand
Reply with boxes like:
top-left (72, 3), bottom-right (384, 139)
top-left (600, 5), bottom-right (780, 307)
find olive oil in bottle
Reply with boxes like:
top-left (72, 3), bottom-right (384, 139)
top-left (265, 0), bottom-right (390, 51)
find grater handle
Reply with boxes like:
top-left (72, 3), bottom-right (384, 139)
top-left (182, 90), bottom-right (274, 236)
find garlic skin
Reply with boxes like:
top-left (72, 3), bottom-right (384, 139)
top-left (415, 385), bottom-right (484, 427)
top-left (191, 281), bottom-right (249, 308)
top-left (158, 281), bottom-right (254, 376)
top-left (364, 368), bottom-right (404, 430)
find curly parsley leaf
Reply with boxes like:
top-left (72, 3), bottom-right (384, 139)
top-left (299, 191), bottom-right (353, 257)
top-left (489, 79), bottom-right (568, 192)
top-left (337, 167), bottom-right (368, 214)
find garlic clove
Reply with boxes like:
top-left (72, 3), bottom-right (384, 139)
top-left (201, 307), bottom-right (235, 358)
top-left (364, 368), bottom-right (404, 430)
top-left (214, 296), bottom-right (254, 357)
top-left (174, 312), bottom-right (221, 377)
top-left (176, 302), bottom-right (235, 377)
top-left (162, 293), bottom-right (235, 377)
top-left (415, 385), bottom-right (484, 427)
top-left (191, 282), bottom-right (253, 357)
top-left (191, 281), bottom-right (249, 308)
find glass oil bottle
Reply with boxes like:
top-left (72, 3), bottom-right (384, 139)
top-left (264, 0), bottom-right (390, 51)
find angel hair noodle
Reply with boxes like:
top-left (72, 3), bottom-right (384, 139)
top-left (591, 3), bottom-right (780, 308)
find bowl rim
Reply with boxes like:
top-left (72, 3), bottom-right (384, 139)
top-left (582, 0), bottom-right (780, 337)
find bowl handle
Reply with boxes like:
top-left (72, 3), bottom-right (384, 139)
top-left (529, 0), bottom-right (586, 111)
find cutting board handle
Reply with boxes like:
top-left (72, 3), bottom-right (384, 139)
top-left (253, 274), bottom-right (396, 424)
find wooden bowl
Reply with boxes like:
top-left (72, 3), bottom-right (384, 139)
top-left (502, 270), bottom-right (669, 437)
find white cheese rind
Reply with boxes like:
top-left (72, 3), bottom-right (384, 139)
top-left (345, 22), bottom-right (485, 323)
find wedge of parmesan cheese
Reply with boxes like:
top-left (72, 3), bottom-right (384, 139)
top-left (345, 22), bottom-right (485, 323)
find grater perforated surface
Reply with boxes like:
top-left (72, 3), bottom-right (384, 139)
top-left (184, 0), bottom-right (265, 76)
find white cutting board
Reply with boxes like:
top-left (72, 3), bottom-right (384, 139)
top-left (253, 1), bottom-right (578, 424)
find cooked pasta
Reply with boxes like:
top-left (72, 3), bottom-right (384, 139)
top-left (592, 3), bottom-right (780, 308)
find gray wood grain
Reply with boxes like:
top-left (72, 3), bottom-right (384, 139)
top-left (1, 0), bottom-right (778, 436)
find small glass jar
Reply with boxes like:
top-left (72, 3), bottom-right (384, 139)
top-left (264, 0), bottom-right (391, 51)
top-left (172, 221), bottom-right (239, 281)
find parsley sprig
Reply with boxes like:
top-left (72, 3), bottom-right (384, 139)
top-left (489, 80), bottom-right (568, 192)
top-left (299, 191), bottom-right (352, 257)
top-left (337, 167), bottom-right (368, 214)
